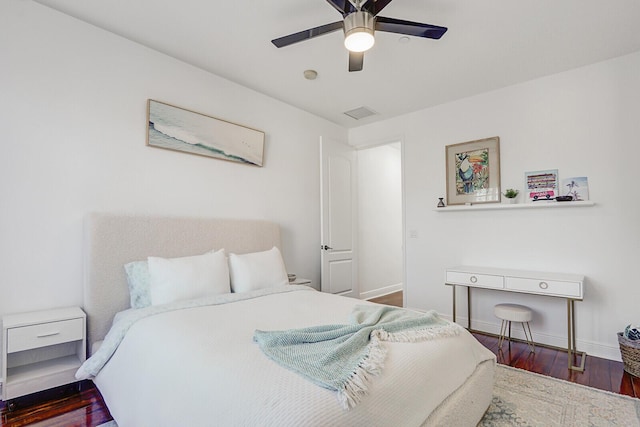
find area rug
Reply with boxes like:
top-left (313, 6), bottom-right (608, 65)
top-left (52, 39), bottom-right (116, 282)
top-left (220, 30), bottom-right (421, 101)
top-left (97, 365), bottom-right (640, 427)
top-left (480, 365), bottom-right (640, 426)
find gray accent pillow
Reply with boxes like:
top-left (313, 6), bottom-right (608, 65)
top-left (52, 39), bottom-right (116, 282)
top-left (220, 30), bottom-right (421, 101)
top-left (124, 260), bottom-right (151, 309)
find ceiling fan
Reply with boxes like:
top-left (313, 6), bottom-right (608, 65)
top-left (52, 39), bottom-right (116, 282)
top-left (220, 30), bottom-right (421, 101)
top-left (271, 0), bottom-right (448, 72)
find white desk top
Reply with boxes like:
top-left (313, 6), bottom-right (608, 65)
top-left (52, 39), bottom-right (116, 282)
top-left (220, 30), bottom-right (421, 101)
top-left (446, 266), bottom-right (584, 283)
top-left (445, 266), bottom-right (584, 300)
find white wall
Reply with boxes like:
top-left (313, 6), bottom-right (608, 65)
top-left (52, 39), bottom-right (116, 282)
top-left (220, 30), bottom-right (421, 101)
top-left (357, 144), bottom-right (403, 299)
top-left (2, 1), bottom-right (637, 370)
top-left (0, 0), bottom-right (347, 321)
top-left (350, 50), bottom-right (640, 360)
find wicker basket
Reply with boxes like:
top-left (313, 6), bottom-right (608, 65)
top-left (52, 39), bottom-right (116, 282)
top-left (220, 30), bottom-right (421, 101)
top-left (618, 332), bottom-right (640, 377)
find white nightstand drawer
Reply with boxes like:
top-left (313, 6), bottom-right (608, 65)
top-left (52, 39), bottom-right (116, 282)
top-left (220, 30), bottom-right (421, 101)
top-left (446, 271), bottom-right (504, 289)
top-left (7, 318), bottom-right (84, 353)
top-left (505, 277), bottom-right (582, 298)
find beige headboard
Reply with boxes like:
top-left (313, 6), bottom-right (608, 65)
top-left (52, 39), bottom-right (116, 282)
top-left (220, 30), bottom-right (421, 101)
top-left (83, 213), bottom-right (282, 353)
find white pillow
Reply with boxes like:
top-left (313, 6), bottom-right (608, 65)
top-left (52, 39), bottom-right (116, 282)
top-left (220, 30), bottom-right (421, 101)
top-left (229, 247), bottom-right (288, 293)
top-left (148, 249), bottom-right (230, 305)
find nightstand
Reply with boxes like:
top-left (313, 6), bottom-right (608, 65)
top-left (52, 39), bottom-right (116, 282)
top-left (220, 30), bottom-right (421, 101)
top-left (289, 278), bottom-right (311, 286)
top-left (2, 307), bottom-right (86, 405)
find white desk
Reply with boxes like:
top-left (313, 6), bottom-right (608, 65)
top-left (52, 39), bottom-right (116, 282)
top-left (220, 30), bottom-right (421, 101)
top-left (445, 266), bottom-right (585, 371)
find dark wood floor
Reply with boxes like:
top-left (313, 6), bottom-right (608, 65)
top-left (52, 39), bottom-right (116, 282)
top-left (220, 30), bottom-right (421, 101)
top-left (369, 290), bottom-right (403, 307)
top-left (1, 290), bottom-right (637, 426)
top-left (370, 291), bottom-right (640, 398)
top-left (0, 382), bottom-right (112, 427)
top-left (473, 332), bottom-right (640, 398)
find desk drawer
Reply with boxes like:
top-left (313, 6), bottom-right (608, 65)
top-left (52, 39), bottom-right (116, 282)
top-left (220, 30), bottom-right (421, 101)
top-left (7, 318), bottom-right (84, 353)
top-left (505, 277), bottom-right (582, 298)
top-left (446, 271), bottom-right (504, 289)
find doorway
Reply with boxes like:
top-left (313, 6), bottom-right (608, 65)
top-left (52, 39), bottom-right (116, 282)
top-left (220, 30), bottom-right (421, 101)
top-left (356, 142), bottom-right (404, 302)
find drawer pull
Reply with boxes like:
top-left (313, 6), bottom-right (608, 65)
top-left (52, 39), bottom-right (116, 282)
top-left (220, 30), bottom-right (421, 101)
top-left (36, 331), bottom-right (61, 338)
top-left (539, 282), bottom-right (549, 290)
top-left (470, 276), bottom-right (478, 284)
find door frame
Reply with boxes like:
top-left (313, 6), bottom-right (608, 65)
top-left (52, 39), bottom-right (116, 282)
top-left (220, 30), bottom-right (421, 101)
top-left (353, 137), bottom-right (406, 305)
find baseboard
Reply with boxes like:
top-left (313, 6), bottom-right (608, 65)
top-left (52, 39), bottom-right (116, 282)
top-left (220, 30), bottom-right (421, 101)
top-left (438, 314), bottom-right (622, 362)
top-left (361, 283), bottom-right (403, 300)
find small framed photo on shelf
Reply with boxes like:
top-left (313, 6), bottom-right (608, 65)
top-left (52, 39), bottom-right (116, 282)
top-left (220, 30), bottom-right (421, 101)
top-left (561, 177), bottom-right (589, 201)
top-left (445, 136), bottom-right (501, 205)
top-left (525, 169), bottom-right (558, 202)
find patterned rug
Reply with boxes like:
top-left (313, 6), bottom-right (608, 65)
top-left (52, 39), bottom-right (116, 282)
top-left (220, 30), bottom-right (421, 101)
top-left (98, 365), bottom-right (640, 427)
top-left (480, 365), bottom-right (640, 426)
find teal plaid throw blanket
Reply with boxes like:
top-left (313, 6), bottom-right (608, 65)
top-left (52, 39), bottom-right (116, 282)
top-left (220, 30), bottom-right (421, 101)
top-left (254, 305), bottom-right (460, 409)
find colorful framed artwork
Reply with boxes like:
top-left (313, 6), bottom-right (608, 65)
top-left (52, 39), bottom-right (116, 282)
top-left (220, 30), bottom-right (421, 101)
top-left (445, 136), bottom-right (501, 205)
top-left (147, 99), bottom-right (265, 166)
top-left (525, 169), bottom-right (558, 202)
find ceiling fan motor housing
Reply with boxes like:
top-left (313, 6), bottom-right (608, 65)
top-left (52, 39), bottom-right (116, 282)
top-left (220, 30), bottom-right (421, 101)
top-left (344, 11), bottom-right (375, 52)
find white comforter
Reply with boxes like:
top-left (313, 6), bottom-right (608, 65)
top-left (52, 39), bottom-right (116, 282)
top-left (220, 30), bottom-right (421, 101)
top-left (92, 286), bottom-right (495, 427)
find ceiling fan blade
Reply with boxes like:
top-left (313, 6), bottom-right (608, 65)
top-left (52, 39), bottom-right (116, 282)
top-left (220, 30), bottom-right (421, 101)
top-left (272, 21), bottom-right (343, 48)
top-left (348, 51), bottom-right (364, 72)
top-left (375, 16), bottom-right (447, 39)
top-left (325, 0), bottom-right (357, 17)
top-left (362, 0), bottom-right (394, 16)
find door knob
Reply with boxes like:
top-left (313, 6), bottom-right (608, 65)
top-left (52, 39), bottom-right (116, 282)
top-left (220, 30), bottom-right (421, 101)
top-left (321, 245), bottom-right (333, 250)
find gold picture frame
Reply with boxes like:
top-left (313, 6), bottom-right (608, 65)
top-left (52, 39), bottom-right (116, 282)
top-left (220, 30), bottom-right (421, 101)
top-left (445, 136), bottom-right (501, 205)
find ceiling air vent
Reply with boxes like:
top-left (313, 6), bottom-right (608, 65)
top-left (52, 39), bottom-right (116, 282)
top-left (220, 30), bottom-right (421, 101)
top-left (343, 106), bottom-right (377, 120)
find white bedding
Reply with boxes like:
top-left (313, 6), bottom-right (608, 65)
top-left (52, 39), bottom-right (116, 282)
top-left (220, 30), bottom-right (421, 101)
top-left (92, 286), bottom-right (495, 427)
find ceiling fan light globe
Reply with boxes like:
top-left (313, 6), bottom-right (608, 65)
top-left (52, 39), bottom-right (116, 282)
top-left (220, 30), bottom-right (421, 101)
top-left (343, 11), bottom-right (376, 52)
top-left (344, 30), bottom-right (375, 52)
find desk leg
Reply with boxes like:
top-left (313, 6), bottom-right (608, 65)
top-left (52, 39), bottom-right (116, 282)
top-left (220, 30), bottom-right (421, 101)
top-left (567, 300), bottom-right (572, 370)
top-left (449, 285), bottom-right (471, 329)
top-left (467, 287), bottom-right (471, 330)
top-left (452, 285), bottom-right (457, 324)
top-left (567, 299), bottom-right (586, 372)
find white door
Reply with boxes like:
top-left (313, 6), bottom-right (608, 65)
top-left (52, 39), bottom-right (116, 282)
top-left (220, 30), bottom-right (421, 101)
top-left (320, 137), bottom-right (358, 297)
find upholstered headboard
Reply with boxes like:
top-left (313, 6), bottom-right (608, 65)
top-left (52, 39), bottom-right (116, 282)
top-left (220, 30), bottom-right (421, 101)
top-left (83, 213), bottom-right (282, 353)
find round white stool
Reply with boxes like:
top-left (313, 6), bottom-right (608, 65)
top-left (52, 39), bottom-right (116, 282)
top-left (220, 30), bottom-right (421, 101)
top-left (494, 303), bottom-right (535, 352)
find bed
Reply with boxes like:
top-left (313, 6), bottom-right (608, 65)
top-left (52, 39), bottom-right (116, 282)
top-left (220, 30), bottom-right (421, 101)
top-left (80, 213), bottom-right (495, 426)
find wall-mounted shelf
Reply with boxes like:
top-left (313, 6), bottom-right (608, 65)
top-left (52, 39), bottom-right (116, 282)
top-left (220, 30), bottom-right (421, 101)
top-left (434, 200), bottom-right (595, 212)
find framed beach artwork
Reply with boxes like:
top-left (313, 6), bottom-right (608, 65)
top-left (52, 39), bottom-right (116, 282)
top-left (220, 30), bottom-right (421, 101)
top-left (445, 136), bottom-right (501, 205)
top-left (525, 169), bottom-right (558, 202)
top-left (146, 100), bottom-right (265, 166)
top-left (561, 176), bottom-right (589, 201)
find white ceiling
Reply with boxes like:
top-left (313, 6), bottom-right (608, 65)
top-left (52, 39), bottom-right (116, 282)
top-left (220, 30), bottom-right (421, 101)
top-left (35, 0), bottom-right (640, 128)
